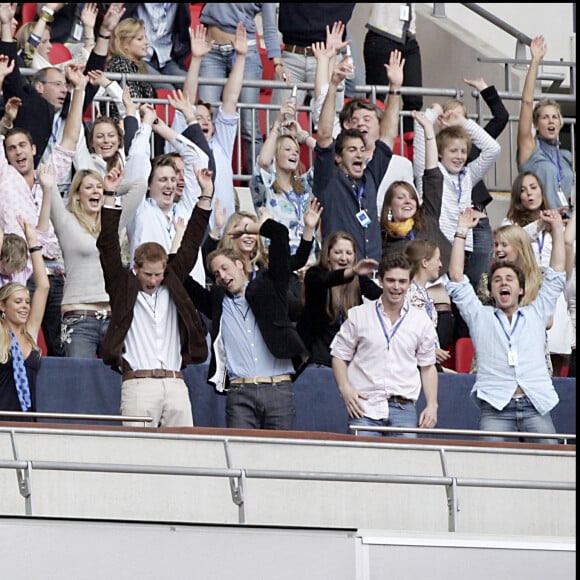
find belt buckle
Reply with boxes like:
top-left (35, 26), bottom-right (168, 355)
top-left (95, 309), bottom-right (107, 320)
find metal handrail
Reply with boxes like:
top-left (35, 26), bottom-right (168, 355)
top-left (0, 410), bottom-right (152, 425)
top-left (349, 425), bottom-right (576, 445)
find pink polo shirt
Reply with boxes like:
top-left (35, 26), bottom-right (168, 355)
top-left (330, 298), bottom-right (437, 420)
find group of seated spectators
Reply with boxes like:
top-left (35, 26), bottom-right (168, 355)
top-left (0, 4), bottom-right (575, 442)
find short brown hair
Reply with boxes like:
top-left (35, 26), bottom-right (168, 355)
top-left (134, 242), bottom-right (167, 267)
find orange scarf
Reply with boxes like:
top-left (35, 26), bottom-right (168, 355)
top-left (386, 218), bottom-right (415, 237)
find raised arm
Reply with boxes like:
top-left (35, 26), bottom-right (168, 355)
top-left (517, 35), bottom-right (547, 165)
top-left (411, 110), bottom-right (437, 170)
top-left (379, 49), bottom-right (405, 148)
top-left (540, 209), bottom-right (566, 272)
top-left (59, 64), bottom-right (88, 151)
top-left (17, 216), bottom-right (48, 339)
top-left (563, 205), bottom-right (576, 281)
top-left (448, 208), bottom-right (480, 282)
top-left (317, 59), bottom-right (350, 148)
top-left (221, 22), bottom-right (248, 116)
top-left (182, 24), bottom-right (213, 104)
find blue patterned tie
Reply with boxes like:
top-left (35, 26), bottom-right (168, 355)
top-left (9, 331), bottom-right (31, 411)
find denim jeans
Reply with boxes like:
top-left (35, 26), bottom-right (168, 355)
top-left (27, 274), bottom-right (65, 357)
top-left (143, 58), bottom-right (187, 91)
top-left (61, 313), bottom-right (110, 358)
top-left (478, 397), bottom-right (558, 444)
top-left (197, 43), bottom-right (264, 172)
top-left (226, 381), bottom-right (296, 430)
top-left (349, 400), bottom-right (418, 438)
top-left (465, 217), bottom-right (494, 293)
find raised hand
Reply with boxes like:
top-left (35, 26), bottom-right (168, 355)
top-left (385, 49), bottom-right (405, 89)
top-left (303, 197), bottom-right (323, 230)
top-left (190, 24), bottom-right (213, 59)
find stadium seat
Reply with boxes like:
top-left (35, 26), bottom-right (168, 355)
top-left (155, 88), bottom-right (176, 126)
top-left (49, 42), bottom-right (72, 65)
top-left (19, 3), bottom-right (38, 28)
top-left (37, 327), bottom-right (48, 357)
top-left (454, 337), bottom-right (475, 373)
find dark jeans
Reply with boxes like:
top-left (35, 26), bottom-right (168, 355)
top-left (364, 31), bottom-right (423, 133)
top-left (27, 273), bottom-right (65, 357)
top-left (226, 381), bottom-right (296, 430)
top-left (465, 217), bottom-right (494, 293)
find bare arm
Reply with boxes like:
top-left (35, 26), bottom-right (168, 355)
top-left (59, 65), bottom-right (88, 151)
top-left (517, 35), bottom-right (547, 165)
top-left (317, 59), bottom-right (349, 148)
top-left (379, 49), bottom-right (405, 147)
top-left (182, 24), bottom-right (213, 103)
top-left (221, 22), bottom-right (248, 116)
top-left (564, 206), bottom-right (576, 281)
top-left (17, 216), bottom-right (49, 338)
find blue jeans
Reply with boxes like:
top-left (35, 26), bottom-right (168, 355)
top-left (61, 313), bottom-right (110, 358)
top-left (28, 273), bottom-right (65, 357)
top-left (349, 400), bottom-right (418, 438)
top-left (143, 59), bottom-right (187, 91)
top-left (198, 43), bottom-right (263, 172)
top-left (478, 397), bottom-right (558, 444)
top-left (465, 217), bottom-right (494, 292)
top-left (226, 381), bottom-right (296, 430)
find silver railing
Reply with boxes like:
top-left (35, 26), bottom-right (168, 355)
top-left (349, 425), bottom-right (576, 445)
top-left (19, 68), bottom-right (576, 191)
top-left (0, 426), bottom-right (575, 530)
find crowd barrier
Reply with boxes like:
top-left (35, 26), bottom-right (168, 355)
top-left (34, 357), bottom-right (576, 437)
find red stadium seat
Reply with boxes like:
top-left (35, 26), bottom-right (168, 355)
top-left (37, 327), bottom-right (48, 357)
top-left (155, 88), bottom-right (176, 126)
top-left (49, 42), bottom-right (72, 65)
top-left (454, 337), bottom-right (475, 374)
top-left (19, 3), bottom-right (38, 27)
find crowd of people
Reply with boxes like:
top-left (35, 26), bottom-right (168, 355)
top-left (0, 4), bottom-right (575, 443)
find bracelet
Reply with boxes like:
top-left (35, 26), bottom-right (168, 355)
top-left (41, 6), bottom-right (55, 16)
top-left (29, 245), bottom-right (43, 253)
top-left (425, 135), bottom-right (436, 141)
top-left (98, 33), bottom-right (111, 40)
top-left (1, 117), bottom-right (13, 129)
top-left (388, 90), bottom-right (401, 95)
top-left (454, 233), bottom-right (467, 240)
top-left (40, 12), bottom-right (54, 23)
top-left (198, 195), bottom-right (213, 201)
top-left (298, 130), bottom-right (309, 144)
top-left (103, 190), bottom-right (117, 196)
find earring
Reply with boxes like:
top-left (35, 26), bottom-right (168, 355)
top-left (387, 209), bottom-right (393, 222)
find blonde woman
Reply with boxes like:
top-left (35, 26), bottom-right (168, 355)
top-left (0, 213), bottom-right (49, 415)
top-left (105, 18), bottom-right (155, 123)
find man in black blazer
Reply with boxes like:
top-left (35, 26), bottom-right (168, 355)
top-left (185, 217), bottom-right (310, 430)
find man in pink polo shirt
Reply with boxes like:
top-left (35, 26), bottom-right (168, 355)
top-left (331, 252), bottom-right (439, 437)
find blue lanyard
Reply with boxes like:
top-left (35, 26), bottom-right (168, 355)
top-left (453, 172), bottom-right (463, 204)
top-left (494, 310), bottom-right (522, 350)
top-left (375, 301), bottom-right (409, 350)
top-left (539, 140), bottom-right (563, 187)
top-left (357, 180), bottom-right (365, 211)
top-left (412, 281), bottom-right (434, 321)
top-left (536, 230), bottom-right (546, 257)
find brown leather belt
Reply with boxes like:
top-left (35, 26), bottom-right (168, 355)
top-left (434, 303), bottom-right (452, 312)
top-left (62, 309), bottom-right (111, 319)
top-left (122, 369), bottom-right (183, 381)
top-left (230, 374), bottom-right (292, 385)
top-left (388, 395), bottom-right (414, 404)
top-left (283, 44), bottom-right (314, 57)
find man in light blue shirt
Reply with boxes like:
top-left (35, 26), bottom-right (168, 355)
top-left (446, 208), bottom-right (566, 444)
